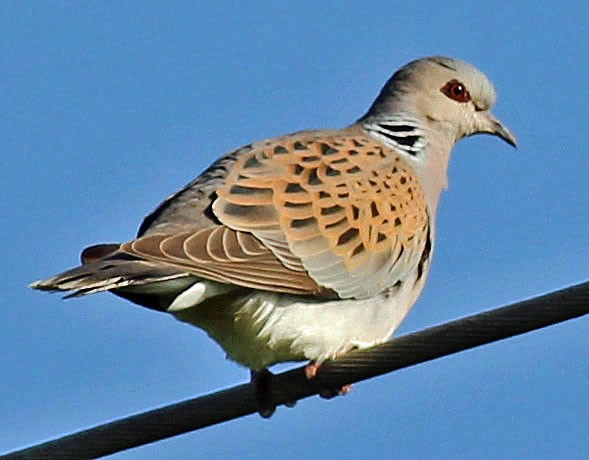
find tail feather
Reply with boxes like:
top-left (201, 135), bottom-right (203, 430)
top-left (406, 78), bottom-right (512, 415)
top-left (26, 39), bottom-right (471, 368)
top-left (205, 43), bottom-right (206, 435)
top-left (30, 244), bottom-right (191, 298)
top-left (30, 243), bottom-right (247, 312)
top-left (80, 243), bottom-right (120, 264)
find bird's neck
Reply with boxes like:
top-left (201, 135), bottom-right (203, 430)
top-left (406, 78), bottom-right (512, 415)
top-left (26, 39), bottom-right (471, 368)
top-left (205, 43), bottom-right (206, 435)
top-left (359, 113), bottom-right (455, 215)
top-left (360, 113), bottom-right (427, 158)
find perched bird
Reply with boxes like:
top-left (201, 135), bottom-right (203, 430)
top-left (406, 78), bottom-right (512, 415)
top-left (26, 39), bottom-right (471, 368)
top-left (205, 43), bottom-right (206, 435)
top-left (32, 56), bottom-right (516, 415)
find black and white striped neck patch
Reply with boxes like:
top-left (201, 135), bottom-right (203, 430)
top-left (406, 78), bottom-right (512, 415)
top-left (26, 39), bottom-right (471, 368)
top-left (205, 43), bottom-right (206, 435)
top-left (362, 115), bottom-right (427, 158)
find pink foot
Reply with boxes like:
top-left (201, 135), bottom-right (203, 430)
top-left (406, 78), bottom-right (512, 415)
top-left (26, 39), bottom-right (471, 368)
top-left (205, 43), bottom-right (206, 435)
top-left (304, 361), bottom-right (320, 379)
top-left (304, 361), bottom-right (353, 399)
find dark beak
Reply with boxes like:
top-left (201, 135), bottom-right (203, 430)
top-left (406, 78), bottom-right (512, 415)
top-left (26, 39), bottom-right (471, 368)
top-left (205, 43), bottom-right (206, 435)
top-left (484, 112), bottom-right (517, 148)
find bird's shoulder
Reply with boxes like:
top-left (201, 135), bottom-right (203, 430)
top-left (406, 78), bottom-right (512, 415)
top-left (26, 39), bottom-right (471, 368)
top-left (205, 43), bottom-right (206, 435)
top-left (138, 126), bottom-right (394, 236)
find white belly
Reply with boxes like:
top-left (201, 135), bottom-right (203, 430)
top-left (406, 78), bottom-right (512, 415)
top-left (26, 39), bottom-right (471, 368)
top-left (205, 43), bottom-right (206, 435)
top-left (170, 278), bottom-right (424, 371)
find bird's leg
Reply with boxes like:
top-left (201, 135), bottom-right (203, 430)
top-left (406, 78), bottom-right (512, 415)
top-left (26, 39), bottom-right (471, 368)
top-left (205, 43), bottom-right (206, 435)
top-left (250, 368), bottom-right (276, 418)
top-left (304, 361), bottom-right (353, 399)
top-left (251, 360), bottom-right (352, 417)
top-left (250, 369), bottom-right (298, 418)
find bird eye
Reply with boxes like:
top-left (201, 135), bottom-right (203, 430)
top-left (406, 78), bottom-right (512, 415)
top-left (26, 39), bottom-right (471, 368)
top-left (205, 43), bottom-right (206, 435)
top-left (440, 80), bottom-right (471, 103)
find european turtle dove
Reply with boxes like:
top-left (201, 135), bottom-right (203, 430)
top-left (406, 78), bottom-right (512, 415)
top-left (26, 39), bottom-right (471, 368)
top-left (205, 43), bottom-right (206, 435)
top-left (32, 56), bottom-right (516, 414)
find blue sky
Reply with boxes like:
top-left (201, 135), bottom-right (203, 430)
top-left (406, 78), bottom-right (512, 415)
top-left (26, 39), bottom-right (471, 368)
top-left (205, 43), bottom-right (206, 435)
top-left (2, 2), bottom-right (588, 458)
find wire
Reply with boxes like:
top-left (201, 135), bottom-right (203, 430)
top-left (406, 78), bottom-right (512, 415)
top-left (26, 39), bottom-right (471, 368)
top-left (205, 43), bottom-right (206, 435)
top-left (3, 281), bottom-right (589, 459)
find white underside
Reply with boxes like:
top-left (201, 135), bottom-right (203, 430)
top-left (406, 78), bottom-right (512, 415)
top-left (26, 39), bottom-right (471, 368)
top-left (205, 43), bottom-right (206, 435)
top-left (168, 277), bottom-right (426, 371)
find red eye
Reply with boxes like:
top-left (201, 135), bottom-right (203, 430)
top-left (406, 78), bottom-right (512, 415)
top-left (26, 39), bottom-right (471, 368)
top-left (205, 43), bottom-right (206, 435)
top-left (440, 79), bottom-right (471, 103)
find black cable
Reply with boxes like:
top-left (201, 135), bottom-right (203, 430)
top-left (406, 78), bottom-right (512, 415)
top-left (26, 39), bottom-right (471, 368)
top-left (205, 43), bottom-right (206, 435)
top-left (3, 281), bottom-right (589, 460)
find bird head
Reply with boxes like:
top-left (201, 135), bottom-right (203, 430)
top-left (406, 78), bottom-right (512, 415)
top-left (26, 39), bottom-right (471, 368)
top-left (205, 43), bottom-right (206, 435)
top-left (363, 56), bottom-right (517, 148)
